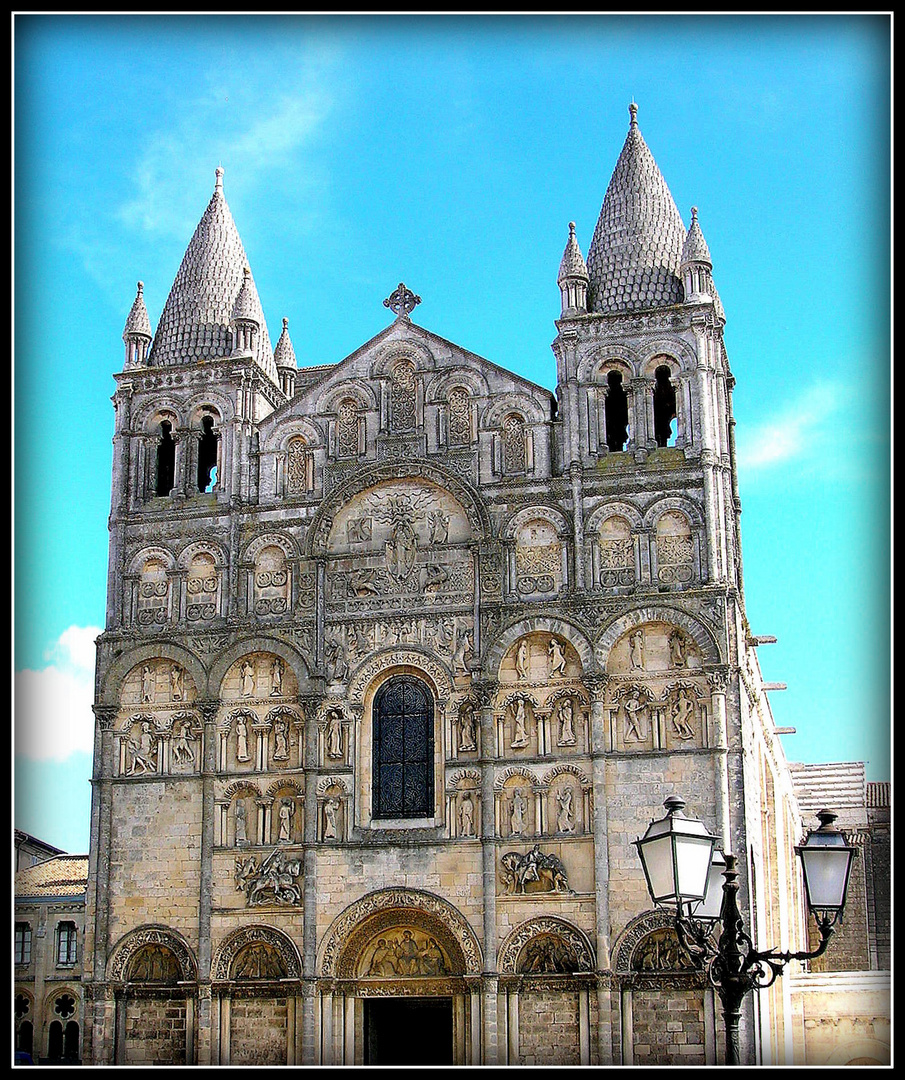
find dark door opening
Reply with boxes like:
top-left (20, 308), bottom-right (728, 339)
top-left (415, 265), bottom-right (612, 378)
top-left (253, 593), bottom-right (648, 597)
top-left (365, 997), bottom-right (454, 1065)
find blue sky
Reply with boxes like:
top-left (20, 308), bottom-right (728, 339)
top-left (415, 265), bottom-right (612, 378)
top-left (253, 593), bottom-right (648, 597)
top-left (14, 14), bottom-right (890, 854)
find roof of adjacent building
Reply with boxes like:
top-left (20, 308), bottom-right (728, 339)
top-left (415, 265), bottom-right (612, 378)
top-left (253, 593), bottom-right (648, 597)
top-left (147, 167), bottom-right (277, 383)
top-left (15, 854), bottom-right (89, 899)
top-left (586, 103), bottom-right (687, 314)
top-left (788, 761), bottom-right (867, 816)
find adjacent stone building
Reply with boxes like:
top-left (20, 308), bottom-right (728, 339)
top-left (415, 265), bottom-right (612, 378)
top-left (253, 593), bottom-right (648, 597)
top-left (83, 104), bottom-right (857, 1065)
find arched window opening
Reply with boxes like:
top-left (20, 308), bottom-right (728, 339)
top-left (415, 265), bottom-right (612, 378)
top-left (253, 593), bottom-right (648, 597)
top-left (605, 371), bottom-right (629, 452)
top-left (653, 365), bottom-right (677, 447)
top-left (15, 922), bottom-right (32, 965)
top-left (57, 921), bottom-right (78, 965)
top-left (155, 420), bottom-right (175, 496)
top-left (197, 415), bottom-right (218, 492)
top-left (48, 1021), bottom-right (63, 1061)
top-left (286, 436), bottom-right (314, 494)
top-left (64, 1021), bottom-right (80, 1062)
top-left (373, 677), bottom-right (434, 819)
top-left (390, 361), bottom-right (417, 432)
top-left (337, 398), bottom-right (361, 459)
top-left (502, 414), bottom-right (527, 475)
top-left (17, 1021), bottom-right (33, 1056)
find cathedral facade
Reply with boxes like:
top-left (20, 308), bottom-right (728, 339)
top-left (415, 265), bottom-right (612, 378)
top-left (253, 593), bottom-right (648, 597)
top-left (83, 105), bottom-right (809, 1065)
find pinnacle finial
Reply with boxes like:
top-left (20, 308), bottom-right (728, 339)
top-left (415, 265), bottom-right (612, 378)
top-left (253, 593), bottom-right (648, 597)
top-left (629, 101), bottom-right (638, 127)
top-left (691, 206), bottom-right (698, 224)
top-left (383, 282), bottom-right (422, 319)
top-left (282, 317), bottom-right (288, 329)
top-left (215, 166), bottom-right (224, 192)
top-left (569, 221), bottom-right (576, 236)
top-left (137, 281), bottom-right (144, 293)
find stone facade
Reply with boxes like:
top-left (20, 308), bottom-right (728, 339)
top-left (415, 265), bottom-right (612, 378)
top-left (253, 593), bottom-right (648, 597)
top-left (84, 105), bottom-right (847, 1065)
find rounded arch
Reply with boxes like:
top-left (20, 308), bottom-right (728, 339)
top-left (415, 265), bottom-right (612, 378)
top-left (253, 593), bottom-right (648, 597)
top-left (349, 648), bottom-right (456, 710)
top-left (502, 504), bottom-right (572, 541)
top-left (426, 368), bottom-right (490, 402)
top-left (107, 925), bottom-right (197, 984)
top-left (369, 336), bottom-right (436, 377)
top-left (307, 461), bottom-right (491, 556)
top-left (98, 641), bottom-right (206, 708)
top-left (577, 343), bottom-right (641, 385)
top-left (211, 924), bottom-right (302, 982)
top-left (186, 395), bottom-right (231, 429)
top-left (209, 637), bottom-right (312, 698)
top-left (127, 544), bottom-right (177, 575)
top-left (642, 495), bottom-right (705, 531)
top-left (135, 399), bottom-right (186, 433)
top-left (585, 500), bottom-right (644, 535)
top-left (498, 916), bottom-right (596, 975)
top-left (484, 616), bottom-right (596, 680)
top-left (265, 416), bottom-right (326, 453)
top-left (595, 606), bottom-right (723, 668)
top-left (494, 764), bottom-right (540, 791)
top-left (824, 1038), bottom-right (890, 1066)
top-left (318, 379), bottom-right (379, 416)
top-left (177, 538), bottom-right (228, 571)
top-left (611, 909), bottom-right (677, 975)
top-left (242, 530), bottom-right (300, 565)
top-left (640, 339), bottom-right (697, 377)
top-left (481, 394), bottom-right (548, 429)
top-left (319, 887), bottom-right (483, 978)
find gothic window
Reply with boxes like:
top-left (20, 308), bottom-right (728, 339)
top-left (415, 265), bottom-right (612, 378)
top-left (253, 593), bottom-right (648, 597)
top-left (373, 677), bottom-right (434, 819)
top-left (447, 386), bottom-right (472, 446)
top-left (653, 365), bottom-right (677, 447)
top-left (337, 398), bottom-right (362, 459)
top-left (604, 370), bottom-right (629, 452)
top-left (155, 420), bottom-right (175, 496)
top-left (286, 436), bottom-right (314, 494)
top-left (253, 545), bottom-right (290, 617)
top-left (598, 515), bottom-right (635, 588)
top-left (197, 414), bottom-right (219, 491)
top-left (502, 413), bottom-right (527, 475)
top-left (138, 558), bottom-right (170, 626)
top-left (56, 922), bottom-right (78, 965)
top-left (186, 552), bottom-right (219, 623)
top-left (655, 511), bottom-right (694, 585)
top-left (390, 361), bottom-right (417, 432)
top-left (15, 923), bottom-right (32, 965)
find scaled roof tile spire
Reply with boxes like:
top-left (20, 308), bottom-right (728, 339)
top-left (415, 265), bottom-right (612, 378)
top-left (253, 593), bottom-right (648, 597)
top-left (586, 102), bottom-right (687, 314)
top-left (148, 167), bottom-right (277, 382)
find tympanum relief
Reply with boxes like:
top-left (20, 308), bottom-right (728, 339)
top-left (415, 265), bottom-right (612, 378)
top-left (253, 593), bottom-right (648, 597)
top-left (359, 927), bottom-right (451, 978)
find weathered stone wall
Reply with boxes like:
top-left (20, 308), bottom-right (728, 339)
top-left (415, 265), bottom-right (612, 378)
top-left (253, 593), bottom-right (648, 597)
top-left (629, 988), bottom-right (707, 1065)
top-left (517, 989), bottom-right (581, 1065)
top-left (228, 996), bottom-right (288, 1065)
top-left (124, 995), bottom-right (187, 1065)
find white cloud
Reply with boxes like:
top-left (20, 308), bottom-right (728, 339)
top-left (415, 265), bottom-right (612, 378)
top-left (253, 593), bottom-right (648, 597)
top-left (16, 626), bottom-right (102, 762)
top-left (735, 382), bottom-right (842, 470)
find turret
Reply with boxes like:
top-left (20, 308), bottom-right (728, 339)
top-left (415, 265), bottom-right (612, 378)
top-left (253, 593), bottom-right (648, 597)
top-left (273, 317), bottom-right (298, 398)
top-left (680, 207), bottom-right (714, 303)
top-left (122, 281), bottom-right (152, 368)
top-left (557, 222), bottom-right (589, 317)
top-left (230, 266), bottom-right (261, 356)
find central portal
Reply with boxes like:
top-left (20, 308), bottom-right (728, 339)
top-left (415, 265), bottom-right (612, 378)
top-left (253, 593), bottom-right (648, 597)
top-left (364, 997), bottom-right (454, 1065)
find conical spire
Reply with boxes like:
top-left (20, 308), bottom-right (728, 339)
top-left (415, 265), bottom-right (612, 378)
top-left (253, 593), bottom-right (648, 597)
top-left (558, 222), bottom-right (589, 316)
top-left (680, 206), bottom-right (724, 318)
top-left (148, 168), bottom-right (276, 382)
top-left (231, 267), bottom-right (260, 325)
top-left (586, 104), bottom-right (687, 314)
top-left (273, 317), bottom-right (298, 371)
top-left (681, 206), bottom-right (712, 267)
top-left (123, 281), bottom-right (152, 367)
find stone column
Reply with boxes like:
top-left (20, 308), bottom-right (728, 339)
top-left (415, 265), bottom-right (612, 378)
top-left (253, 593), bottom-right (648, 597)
top-left (301, 693), bottom-right (322, 1064)
top-left (570, 462), bottom-right (586, 592)
top-left (475, 679), bottom-right (499, 1064)
top-left (196, 700), bottom-right (220, 1065)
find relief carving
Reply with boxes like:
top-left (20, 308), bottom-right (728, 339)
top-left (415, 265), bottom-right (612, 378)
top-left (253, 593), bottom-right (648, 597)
top-left (234, 848), bottom-right (302, 907)
top-left (500, 846), bottom-right (571, 895)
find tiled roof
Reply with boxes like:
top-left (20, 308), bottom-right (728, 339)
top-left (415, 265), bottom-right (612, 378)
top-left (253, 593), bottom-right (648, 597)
top-left (123, 281), bottom-right (152, 340)
top-left (557, 222), bottom-right (589, 284)
top-left (15, 854), bottom-right (89, 898)
top-left (788, 762), bottom-right (866, 815)
top-left (147, 168), bottom-right (277, 383)
top-left (586, 104), bottom-right (686, 314)
top-left (273, 318), bottom-right (298, 371)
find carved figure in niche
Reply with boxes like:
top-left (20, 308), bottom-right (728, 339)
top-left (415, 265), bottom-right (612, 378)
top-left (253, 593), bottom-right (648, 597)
top-left (241, 660), bottom-right (256, 697)
top-left (420, 937), bottom-right (447, 975)
top-left (516, 640), bottom-right (530, 681)
top-left (459, 701), bottom-right (477, 751)
top-left (277, 799), bottom-right (294, 843)
top-left (428, 510), bottom-right (450, 545)
top-left (548, 637), bottom-right (567, 678)
top-left (141, 664), bottom-right (155, 703)
top-left (420, 563), bottom-right (449, 593)
top-left (396, 929), bottom-right (421, 975)
top-left (235, 801), bottom-right (248, 845)
top-left (325, 709), bottom-right (344, 760)
top-left (510, 788), bottom-right (528, 835)
top-left (633, 927), bottom-right (698, 972)
top-left (669, 629), bottom-right (688, 668)
top-left (452, 629), bottom-right (473, 672)
top-left (556, 788), bottom-right (575, 833)
top-left (270, 658), bottom-right (283, 697)
top-left (671, 688), bottom-right (696, 741)
top-left (323, 797), bottom-right (339, 840)
top-left (629, 630), bottom-right (645, 670)
top-left (171, 720), bottom-right (195, 766)
top-left (272, 717), bottom-right (290, 760)
top-left (170, 665), bottom-right (183, 701)
top-left (622, 691), bottom-right (648, 743)
top-left (370, 493), bottom-right (425, 582)
top-left (325, 635), bottom-right (348, 683)
top-left (500, 846), bottom-right (570, 894)
top-left (127, 721), bottom-right (157, 775)
top-left (557, 697), bottom-right (576, 746)
top-left (511, 699), bottom-right (530, 749)
top-left (235, 716), bottom-right (250, 762)
top-left (458, 793), bottom-right (475, 837)
top-left (519, 934), bottom-right (577, 974)
top-left (234, 943), bottom-right (285, 980)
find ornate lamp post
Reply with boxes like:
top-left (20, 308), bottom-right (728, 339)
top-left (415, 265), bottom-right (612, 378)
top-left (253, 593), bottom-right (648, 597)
top-left (635, 798), bottom-right (855, 1065)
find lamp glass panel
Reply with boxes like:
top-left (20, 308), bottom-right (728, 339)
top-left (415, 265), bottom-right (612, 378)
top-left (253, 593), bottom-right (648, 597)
top-left (640, 834), bottom-right (679, 902)
top-left (674, 835), bottom-right (714, 902)
top-left (692, 852), bottom-right (725, 921)
top-left (801, 847), bottom-right (851, 910)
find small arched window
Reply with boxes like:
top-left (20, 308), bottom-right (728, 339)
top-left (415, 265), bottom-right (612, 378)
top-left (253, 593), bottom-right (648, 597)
top-left (155, 420), bottom-right (175, 496)
top-left (286, 436), bottom-right (314, 494)
top-left (604, 371), bottom-right (629, 452)
top-left (502, 414), bottom-right (527, 475)
top-left (653, 365), bottom-right (677, 447)
top-left (373, 677), bottom-right (434, 819)
top-left (447, 386), bottom-right (472, 446)
top-left (390, 361), bottom-right (417, 432)
top-left (197, 414), bottom-right (218, 491)
top-left (337, 398), bottom-right (361, 459)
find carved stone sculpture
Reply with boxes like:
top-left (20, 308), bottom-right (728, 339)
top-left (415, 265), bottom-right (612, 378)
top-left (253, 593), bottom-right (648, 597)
top-left (500, 845), bottom-right (570, 894)
top-left (235, 849), bottom-right (302, 907)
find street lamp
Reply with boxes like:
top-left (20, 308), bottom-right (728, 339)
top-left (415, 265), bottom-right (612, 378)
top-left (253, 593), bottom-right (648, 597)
top-left (635, 799), bottom-right (856, 1065)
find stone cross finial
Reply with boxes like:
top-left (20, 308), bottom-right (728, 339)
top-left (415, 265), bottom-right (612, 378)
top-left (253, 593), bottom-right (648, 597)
top-left (383, 282), bottom-right (422, 319)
